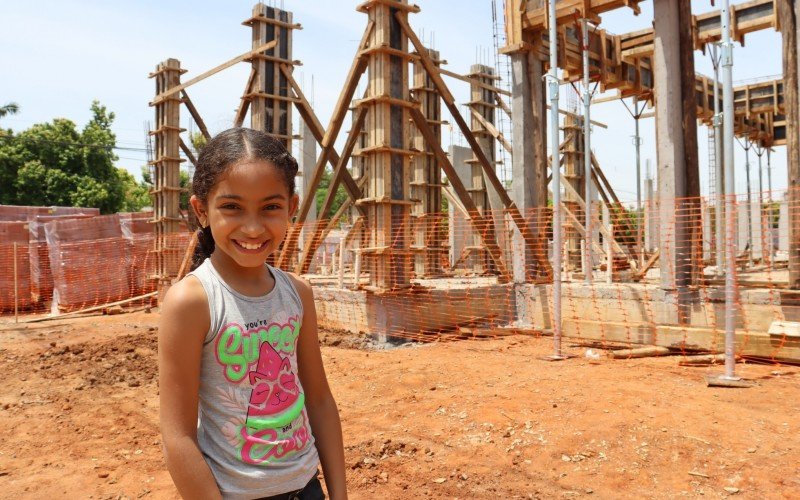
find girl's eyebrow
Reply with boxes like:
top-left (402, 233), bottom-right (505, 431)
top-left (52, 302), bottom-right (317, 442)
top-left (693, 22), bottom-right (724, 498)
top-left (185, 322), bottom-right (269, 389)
top-left (217, 194), bottom-right (287, 201)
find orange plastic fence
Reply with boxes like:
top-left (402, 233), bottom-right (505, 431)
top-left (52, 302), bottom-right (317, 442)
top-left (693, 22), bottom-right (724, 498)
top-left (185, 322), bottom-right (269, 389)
top-left (0, 191), bottom-right (797, 364)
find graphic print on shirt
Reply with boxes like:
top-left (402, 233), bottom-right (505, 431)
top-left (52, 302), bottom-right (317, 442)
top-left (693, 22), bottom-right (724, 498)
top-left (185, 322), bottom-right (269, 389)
top-left (214, 316), bottom-right (311, 465)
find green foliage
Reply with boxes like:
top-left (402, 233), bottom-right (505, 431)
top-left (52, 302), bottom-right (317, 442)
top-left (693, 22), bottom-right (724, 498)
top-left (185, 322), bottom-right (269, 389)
top-left (189, 131), bottom-right (207, 153)
top-left (0, 102), bottom-right (20, 118)
top-left (314, 168), bottom-right (348, 220)
top-left (0, 100), bottom-right (143, 213)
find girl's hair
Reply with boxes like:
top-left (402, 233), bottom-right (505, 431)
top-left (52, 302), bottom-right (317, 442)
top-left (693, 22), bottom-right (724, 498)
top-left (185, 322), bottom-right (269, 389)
top-left (190, 128), bottom-right (299, 271)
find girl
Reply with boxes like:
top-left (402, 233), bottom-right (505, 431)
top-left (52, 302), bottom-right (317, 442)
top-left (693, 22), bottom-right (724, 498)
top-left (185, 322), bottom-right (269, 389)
top-left (158, 128), bottom-right (347, 500)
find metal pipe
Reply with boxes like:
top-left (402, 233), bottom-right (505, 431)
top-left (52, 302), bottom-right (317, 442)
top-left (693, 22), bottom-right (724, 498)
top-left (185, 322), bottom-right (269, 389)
top-left (767, 148), bottom-right (774, 260)
top-left (744, 139), bottom-right (753, 263)
top-left (757, 147), bottom-right (766, 266)
top-left (583, 18), bottom-right (592, 283)
top-left (712, 43), bottom-right (725, 276)
top-left (721, 0), bottom-right (738, 380)
top-left (634, 97), bottom-right (643, 270)
top-left (548, 0), bottom-right (563, 358)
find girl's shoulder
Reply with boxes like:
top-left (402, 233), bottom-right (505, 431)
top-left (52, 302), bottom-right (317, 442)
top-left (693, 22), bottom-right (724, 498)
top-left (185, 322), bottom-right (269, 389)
top-left (160, 275), bottom-right (211, 332)
top-left (279, 269), bottom-right (313, 299)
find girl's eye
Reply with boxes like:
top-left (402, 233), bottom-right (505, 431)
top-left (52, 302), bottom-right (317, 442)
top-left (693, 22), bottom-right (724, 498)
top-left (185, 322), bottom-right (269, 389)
top-left (220, 204), bottom-right (240, 210)
top-left (263, 204), bottom-right (281, 211)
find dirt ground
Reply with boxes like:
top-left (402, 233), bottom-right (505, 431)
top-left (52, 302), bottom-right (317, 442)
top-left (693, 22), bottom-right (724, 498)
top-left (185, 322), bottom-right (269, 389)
top-left (0, 311), bottom-right (798, 499)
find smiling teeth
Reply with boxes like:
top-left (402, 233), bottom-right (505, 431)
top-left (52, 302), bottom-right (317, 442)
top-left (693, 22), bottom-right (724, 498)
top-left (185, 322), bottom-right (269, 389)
top-left (239, 241), bottom-right (263, 250)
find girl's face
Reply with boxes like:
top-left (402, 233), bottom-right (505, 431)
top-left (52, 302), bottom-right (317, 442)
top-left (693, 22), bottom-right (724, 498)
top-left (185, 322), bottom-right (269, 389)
top-left (191, 159), bottom-right (298, 269)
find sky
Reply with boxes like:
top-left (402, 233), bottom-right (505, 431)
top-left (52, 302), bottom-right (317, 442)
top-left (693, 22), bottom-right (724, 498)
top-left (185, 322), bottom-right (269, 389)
top-left (0, 0), bottom-right (788, 205)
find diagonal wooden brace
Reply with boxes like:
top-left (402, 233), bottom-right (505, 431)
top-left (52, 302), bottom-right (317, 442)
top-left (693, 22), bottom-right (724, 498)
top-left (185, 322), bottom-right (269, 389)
top-left (295, 106), bottom-right (368, 274)
top-left (397, 12), bottom-right (551, 280)
top-left (409, 106), bottom-right (510, 281)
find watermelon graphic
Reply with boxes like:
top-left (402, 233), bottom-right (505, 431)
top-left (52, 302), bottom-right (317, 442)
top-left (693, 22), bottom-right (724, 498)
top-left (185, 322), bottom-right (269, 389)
top-left (245, 341), bottom-right (304, 430)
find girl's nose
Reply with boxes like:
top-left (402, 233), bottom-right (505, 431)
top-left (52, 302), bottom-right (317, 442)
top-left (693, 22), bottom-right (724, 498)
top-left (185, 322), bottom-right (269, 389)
top-left (241, 217), bottom-right (265, 236)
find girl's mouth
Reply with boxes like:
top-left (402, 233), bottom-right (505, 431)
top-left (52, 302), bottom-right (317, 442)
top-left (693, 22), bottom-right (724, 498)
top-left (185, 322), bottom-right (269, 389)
top-left (233, 239), bottom-right (269, 254)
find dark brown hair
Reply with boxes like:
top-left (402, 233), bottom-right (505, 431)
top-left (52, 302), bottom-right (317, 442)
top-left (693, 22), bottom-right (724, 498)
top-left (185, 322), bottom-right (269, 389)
top-left (190, 128), bottom-right (298, 271)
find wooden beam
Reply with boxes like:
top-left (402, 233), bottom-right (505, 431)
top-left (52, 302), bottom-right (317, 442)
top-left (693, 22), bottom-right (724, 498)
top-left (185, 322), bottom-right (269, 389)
top-left (234, 67), bottom-right (257, 128)
top-left (151, 40), bottom-right (277, 105)
top-left (296, 177), bottom-right (367, 275)
top-left (397, 12), bottom-right (551, 278)
top-left (439, 68), bottom-right (512, 96)
top-left (495, 94), bottom-right (512, 119)
top-left (180, 90), bottom-right (211, 140)
top-left (410, 106), bottom-right (510, 280)
top-left (179, 138), bottom-right (198, 167)
top-left (280, 64), bottom-right (365, 205)
top-left (295, 107), bottom-right (368, 274)
top-left (469, 103), bottom-right (512, 153)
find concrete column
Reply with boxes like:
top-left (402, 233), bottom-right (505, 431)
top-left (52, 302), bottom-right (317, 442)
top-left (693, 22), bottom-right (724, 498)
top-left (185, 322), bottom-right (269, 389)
top-left (448, 145), bottom-right (473, 269)
top-left (510, 45), bottom-right (548, 283)
top-left (653, 0), bottom-right (700, 297)
top-left (644, 177), bottom-right (657, 252)
top-left (297, 119), bottom-right (317, 254)
top-left (411, 48), bottom-right (443, 277)
top-left (780, 0), bottom-right (800, 288)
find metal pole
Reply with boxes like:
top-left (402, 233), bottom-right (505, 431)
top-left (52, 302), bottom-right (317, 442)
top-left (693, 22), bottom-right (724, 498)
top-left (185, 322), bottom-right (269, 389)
top-left (721, 0), bottom-right (738, 380)
top-left (712, 43), bottom-right (725, 277)
top-left (13, 242), bottom-right (19, 324)
top-left (744, 139), bottom-right (753, 263)
top-left (757, 146), bottom-right (766, 266)
top-left (634, 97), bottom-right (643, 270)
top-left (547, 0), bottom-right (563, 358)
top-left (767, 148), bottom-right (774, 260)
top-left (583, 18), bottom-right (592, 283)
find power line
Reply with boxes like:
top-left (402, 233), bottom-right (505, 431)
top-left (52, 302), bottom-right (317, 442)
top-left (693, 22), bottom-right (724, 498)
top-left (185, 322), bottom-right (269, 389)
top-left (0, 134), bottom-right (149, 153)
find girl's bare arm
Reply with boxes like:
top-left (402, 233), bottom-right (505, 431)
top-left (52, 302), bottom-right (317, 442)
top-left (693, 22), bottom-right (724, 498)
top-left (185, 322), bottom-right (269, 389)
top-left (158, 277), bottom-right (223, 500)
top-left (292, 275), bottom-right (348, 500)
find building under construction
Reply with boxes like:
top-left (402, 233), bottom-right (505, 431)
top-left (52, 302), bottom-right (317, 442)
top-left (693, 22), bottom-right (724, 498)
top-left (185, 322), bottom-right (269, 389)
top-left (2, 0), bottom-right (798, 369)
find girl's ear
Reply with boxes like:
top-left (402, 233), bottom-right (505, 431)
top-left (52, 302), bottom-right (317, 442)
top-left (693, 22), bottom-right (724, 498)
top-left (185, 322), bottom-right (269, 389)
top-left (189, 195), bottom-right (208, 227)
top-left (288, 194), bottom-right (299, 220)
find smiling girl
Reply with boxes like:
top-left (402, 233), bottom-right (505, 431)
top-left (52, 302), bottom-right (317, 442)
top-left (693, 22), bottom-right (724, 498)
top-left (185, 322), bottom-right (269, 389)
top-left (158, 128), bottom-right (346, 500)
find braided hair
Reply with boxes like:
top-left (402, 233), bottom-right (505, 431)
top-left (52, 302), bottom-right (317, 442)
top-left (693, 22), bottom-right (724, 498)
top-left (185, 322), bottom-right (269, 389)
top-left (189, 128), bottom-right (298, 271)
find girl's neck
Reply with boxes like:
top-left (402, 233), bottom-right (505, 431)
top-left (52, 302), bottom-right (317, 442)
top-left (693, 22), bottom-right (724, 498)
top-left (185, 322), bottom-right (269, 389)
top-left (209, 250), bottom-right (275, 297)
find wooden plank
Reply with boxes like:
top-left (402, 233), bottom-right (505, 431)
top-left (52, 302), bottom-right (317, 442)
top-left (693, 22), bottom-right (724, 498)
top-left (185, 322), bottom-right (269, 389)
top-left (439, 68), bottom-right (512, 96)
top-left (297, 177), bottom-right (367, 275)
top-left (151, 40), bottom-right (277, 105)
top-left (179, 138), bottom-right (198, 167)
top-left (180, 90), bottom-right (211, 140)
top-left (234, 68), bottom-right (257, 127)
top-left (295, 107), bottom-right (368, 274)
top-left (495, 94), bottom-right (513, 118)
top-left (280, 64), bottom-right (365, 206)
top-left (469, 103), bottom-right (512, 153)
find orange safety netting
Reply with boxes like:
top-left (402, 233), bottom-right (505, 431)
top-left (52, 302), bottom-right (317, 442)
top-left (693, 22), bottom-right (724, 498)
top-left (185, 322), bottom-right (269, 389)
top-left (0, 191), bottom-right (798, 364)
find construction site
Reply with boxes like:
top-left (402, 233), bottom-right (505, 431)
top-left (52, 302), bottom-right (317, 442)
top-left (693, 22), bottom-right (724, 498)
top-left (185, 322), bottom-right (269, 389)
top-left (1, 0), bottom-right (800, 498)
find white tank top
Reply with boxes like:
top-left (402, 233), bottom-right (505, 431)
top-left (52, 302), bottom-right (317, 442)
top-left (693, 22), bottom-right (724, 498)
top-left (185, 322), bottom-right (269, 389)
top-left (187, 259), bottom-right (319, 499)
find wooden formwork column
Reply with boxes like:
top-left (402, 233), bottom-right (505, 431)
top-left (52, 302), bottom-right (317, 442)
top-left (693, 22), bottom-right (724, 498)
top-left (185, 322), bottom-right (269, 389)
top-left (410, 48), bottom-right (443, 277)
top-left (245, 4), bottom-right (296, 149)
top-left (358, 0), bottom-right (415, 290)
top-left (467, 64), bottom-right (498, 273)
top-left (150, 58), bottom-right (186, 297)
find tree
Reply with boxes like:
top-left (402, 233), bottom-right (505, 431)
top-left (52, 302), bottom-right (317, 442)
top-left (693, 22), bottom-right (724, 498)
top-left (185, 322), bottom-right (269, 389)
top-left (314, 167), bottom-right (348, 222)
top-left (0, 101), bottom-right (137, 213)
top-left (0, 102), bottom-right (19, 119)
